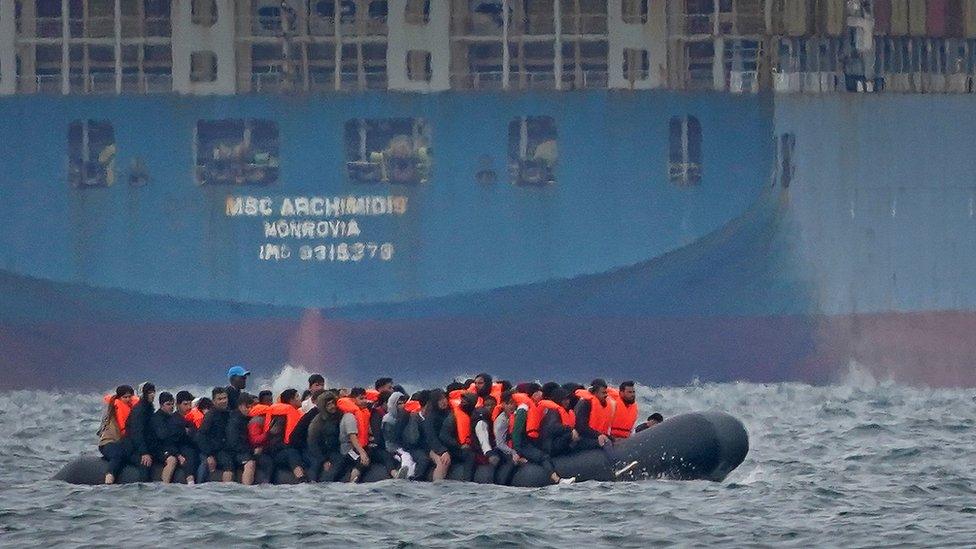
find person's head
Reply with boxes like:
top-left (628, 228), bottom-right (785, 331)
top-left (237, 393), bottom-right (255, 414)
top-left (211, 387), bottom-right (229, 410)
top-left (392, 384), bottom-right (407, 396)
top-left (411, 390), bottom-right (430, 408)
top-left (113, 385), bottom-right (135, 405)
top-left (138, 382), bottom-right (156, 406)
top-left (550, 388), bottom-right (570, 410)
top-left (280, 388), bottom-right (300, 408)
top-left (308, 374), bottom-right (325, 393)
top-left (425, 389), bottom-right (447, 413)
top-left (619, 381), bottom-right (636, 404)
top-left (474, 373), bottom-right (493, 397)
top-left (517, 382), bottom-right (543, 404)
top-left (175, 391), bottom-right (194, 415)
top-left (589, 378), bottom-right (608, 403)
top-left (541, 382), bottom-right (560, 400)
top-left (309, 388), bottom-right (326, 405)
top-left (338, 387), bottom-right (350, 397)
top-left (350, 387), bottom-right (368, 408)
top-left (497, 380), bottom-right (512, 393)
top-left (257, 390), bottom-right (273, 405)
top-left (374, 377), bottom-right (394, 394)
top-left (316, 391), bottom-right (338, 415)
top-left (562, 382), bottom-right (582, 407)
top-left (500, 389), bottom-right (517, 415)
top-left (197, 397), bottom-right (214, 414)
top-left (459, 392), bottom-right (478, 414)
top-left (300, 389), bottom-right (312, 403)
top-left (647, 413), bottom-right (664, 427)
top-left (158, 391), bottom-right (175, 414)
top-left (227, 365), bottom-right (250, 389)
top-left (445, 381), bottom-right (465, 393)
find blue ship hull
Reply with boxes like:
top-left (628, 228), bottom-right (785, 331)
top-left (1, 92), bottom-right (974, 388)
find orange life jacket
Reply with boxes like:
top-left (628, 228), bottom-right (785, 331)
top-left (575, 389), bottom-right (611, 435)
top-left (248, 403), bottom-right (270, 418)
top-left (510, 393), bottom-right (541, 439)
top-left (246, 405), bottom-right (269, 448)
top-left (608, 394), bottom-right (639, 439)
top-left (336, 397), bottom-right (370, 448)
top-left (365, 389), bottom-right (380, 403)
top-left (490, 404), bottom-right (504, 423)
top-left (404, 400), bottom-right (422, 414)
top-left (450, 402), bottom-right (472, 446)
top-left (262, 402), bottom-right (302, 444)
top-left (184, 406), bottom-right (204, 429)
top-left (537, 399), bottom-right (574, 428)
top-left (467, 382), bottom-right (504, 404)
top-left (103, 395), bottom-right (137, 435)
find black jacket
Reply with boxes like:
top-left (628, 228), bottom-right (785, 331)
top-left (573, 399), bottom-right (602, 440)
top-left (126, 400), bottom-right (157, 456)
top-left (151, 409), bottom-right (190, 456)
top-left (306, 413), bottom-right (341, 461)
top-left (288, 408), bottom-right (318, 452)
top-left (225, 409), bottom-right (251, 456)
top-left (539, 408), bottom-right (573, 455)
top-left (422, 409), bottom-right (448, 455)
top-left (195, 409), bottom-right (229, 456)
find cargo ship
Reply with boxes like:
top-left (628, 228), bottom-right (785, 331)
top-left (1, 0), bottom-right (974, 388)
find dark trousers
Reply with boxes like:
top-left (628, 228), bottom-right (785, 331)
top-left (271, 447), bottom-right (304, 471)
top-left (333, 453), bottom-right (368, 482)
top-left (495, 457), bottom-right (516, 485)
top-left (408, 448), bottom-right (432, 481)
top-left (304, 450), bottom-right (343, 482)
top-left (448, 448), bottom-right (476, 481)
top-left (515, 441), bottom-right (554, 477)
top-left (99, 439), bottom-right (142, 478)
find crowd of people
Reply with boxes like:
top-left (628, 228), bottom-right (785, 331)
top-left (96, 366), bottom-right (664, 486)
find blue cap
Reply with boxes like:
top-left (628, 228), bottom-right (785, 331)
top-left (227, 365), bottom-right (250, 378)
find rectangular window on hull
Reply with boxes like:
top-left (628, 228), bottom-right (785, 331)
top-left (195, 119), bottom-right (280, 186)
top-left (344, 118), bottom-right (432, 185)
top-left (668, 115), bottom-right (702, 185)
top-left (508, 116), bottom-right (557, 186)
top-left (68, 120), bottom-right (116, 188)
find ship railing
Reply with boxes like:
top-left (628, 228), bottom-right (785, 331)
top-left (83, 16), bottom-right (116, 39)
top-left (120, 73), bottom-right (173, 93)
top-left (120, 15), bottom-right (172, 38)
top-left (451, 14), bottom-right (506, 37)
top-left (560, 70), bottom-right (609, 89)
top-left (455, 71), bottom-right (505, 90)
top-left (560, 14), bottom-right (608, 35)
top-left (33, 17), bottom-right (62, 39)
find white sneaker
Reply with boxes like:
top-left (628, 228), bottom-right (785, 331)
top-left (614, 461), bottom-right (639, 478)
top-left (396, 465), bottom-right (410, 479)
top-left (558, 476), bottom-right (576, 485)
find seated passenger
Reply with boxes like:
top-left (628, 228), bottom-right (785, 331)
top-left (301, 374), bottom-right (326, 414)
top-left (421, 389), bottom-right (452, 481)
top-left (126, 382), bottom-right (158, 482)
top-left (634, 413), bottom-right (664, 434)
top-left (336, 388), bottom-right (372, 483)
top-left (195, 387), bottom-right (232, 482)
top-left (538, 388), bottom-right (577, 457)
top-left (402, 390), bottom-right (433, 481)
top-left (185, 396), bottom-right (210, 430)
top-left (367, 381), bottom-right (400, 477)
top-left (97, 385), bottom-right (137, 485)
top-left (471, 395), bottom-right (500, 466)
top-left (290, 388), bottom-right (325, 458)
top-left (151, 391), bottom-right (198, 484)
top-left (573, 379), bottom-right (612, 451)
top-left (258, 390), bottom-right (274, 406)
top-left (225, 393), bottom-right (262, 485)
top-left (608, 381), bottom-right (639, 440)
top-left (505, 390), bottom-right (574, 485)
top-left (265, 389), bottom-right (307, 482)
top-left (439, 392), bottom-right (479, 481)
top-left (382, 391), bottom-right (415, 479)
top-left (306, 392), bottom-right (344, 482)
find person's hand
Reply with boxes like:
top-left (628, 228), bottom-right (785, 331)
top-left (207, 455), bottom-right (217, 472)
top-left (140, 454), bottom-right (152, 467)
top-left (359, 452), bottom-right (371, 467)
top-left (571, 429), bottom-right (580, 442)
top-left (441, 452), bottom-right (452, 467)
top-left (597, 434), bottom-right (610, 447)
top-left (177, 455), bottom-right (187, 466)
top-left (254, 447), bottom-right (263, 454)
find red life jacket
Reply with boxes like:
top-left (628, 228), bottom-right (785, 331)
top-left (247, 404), bottom-right (270, 448)
top-left (510, 393), bottom-right (541, 439)
top-left (404, 400), bottom-right (422, 414)
top-left (450, 402), bottom-right (472, 446)
top-left (262, 402), bottom-right (302, 444)
top-left (608, 392), bottom-right (639, 439)
top-left (467, 382), bottom-right (503, 404)
top-left (184, 406), bottom-right (204, 430)
top-left (365, 389), bottom-right (380, 403)
top-left (103, 395), bottom-right (137, 435)
top-left (575, 389), bottom-right (610, 435)
top-left (336, 397), bottom-right (370, 448)
top-left (537, 399), bottom-right (574, 428)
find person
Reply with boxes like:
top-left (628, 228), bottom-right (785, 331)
top-left (97, 385), bottom-right (137, 485)
top-left (336, 388), bottom-right (371, 483)
top-left (471, 395), bottom-right (501, 468)
top-left (291, 388), bottom-right (325, 459)
top-left (573, 379), bottom-right (612, 451)
top-left (151, 391), bottom-right (197, 484)
top-left (225, 393), bottom-right (262, 485)
top-left (366, 384), bottom-right (399, 477)
top-left (258, 390), bottom-right (274, 406)
top-left (305, 391), bottom-right (344, 482)
top-left (226, 365), bottom-right (250, 409)
top-left (402, 390), bottom-right (432, 481)
top-left (439, 392), bottom-right (478, 480)
top-left (634, 413), bottom-right (664, 434)
top-left (381, 391), bottom-right (415, 479)
top-left (374, 377), bottom-right (394, 396)
top-left (421, 389), bottom-right (452, 481)
top-left (538, 388), bottom-right (577, 457)
top-left (300, 374), bottom-right (325, 413)
top-left (125, 382), bottom-right (157, 482)
top-left (196, 387), bottom-right (232, 482)
top-left (185, 396), bottom-right (210, 429)
top-left (609, 381), bottom-right (639, 440)
top-left (492, 391), bottom-right (519, 484)
top-left (265, 389), bottom-right (307, 482)
top-left (506, 390), bottom-right (574, 485)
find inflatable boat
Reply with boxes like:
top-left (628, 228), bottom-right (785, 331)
top-left (54, 411), bottom-right (748, 487)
